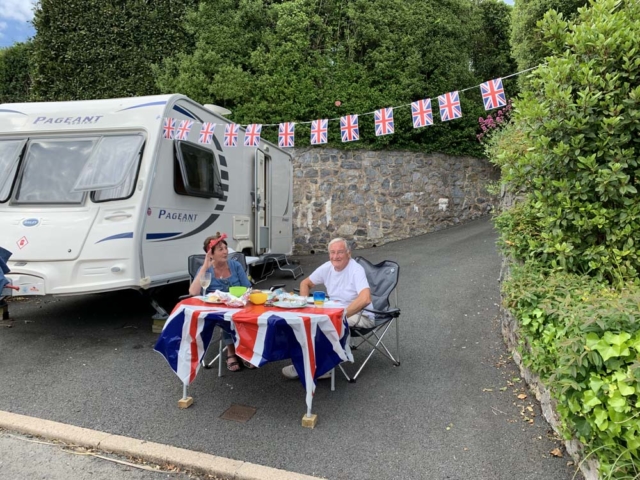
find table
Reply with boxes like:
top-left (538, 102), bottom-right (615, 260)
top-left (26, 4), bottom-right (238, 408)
top-left (154, 297), bottom-right (352, 424)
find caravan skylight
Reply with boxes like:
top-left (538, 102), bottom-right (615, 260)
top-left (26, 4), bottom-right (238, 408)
top-left (72, 134), bottom-right (144, 192)
top-left (0, 139), bottom-right (27, 202)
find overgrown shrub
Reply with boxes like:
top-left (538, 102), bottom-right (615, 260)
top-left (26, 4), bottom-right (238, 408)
top-left (490, 0), bottom-right (640, 476)
top-left (503, 264), bottom-right (640, 477)
top-left (490, 0), bottom-right (640, 286)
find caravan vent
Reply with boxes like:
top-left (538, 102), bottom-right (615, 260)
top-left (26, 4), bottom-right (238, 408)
top-left (204, 104), bottom-right (232, 116)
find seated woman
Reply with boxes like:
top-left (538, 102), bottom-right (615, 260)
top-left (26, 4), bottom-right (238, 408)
top-left (188, 232), bottom-right (251, 372)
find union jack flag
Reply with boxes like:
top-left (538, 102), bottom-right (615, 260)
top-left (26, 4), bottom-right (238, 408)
top-left (310, 119), bottom-right (328, 145)
top-left (374, 108), bottom-right (394, 136)
top-left (199, 122), bottom-right (216, 144)
top-left (278, 122), bottom-right (295, 148)
top-left (438, 91), bottom-right (462, 122)
top-left (244, 124), bottom-right (262, 147)
top-left (224, 123), bottom-right (239, 147)
top-left (163, 117), bottom-right (176, 139)
top-left (480, 78), bottom-right (507, 110)
top-left (175, 120), bottom-right (193, 141)
top-left (411, 99), bottom-right (433, 128)
top-left (340, 114), bottom-right (359, 142)
top-left (154, 298), bottom-right (353, 413)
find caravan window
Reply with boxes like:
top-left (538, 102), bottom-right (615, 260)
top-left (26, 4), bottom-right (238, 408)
top-left (14, 138), bottom-right (96, 204)
top-left (174, 141), bottom-right (223, 199)
top-left (0, 139), bottom-right (27, 203)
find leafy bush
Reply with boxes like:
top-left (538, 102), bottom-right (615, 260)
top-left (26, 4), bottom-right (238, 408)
top-left (492, 0), bottom-right (640, 476)
top-left (490, 0), bottom-right (640, 285)
top-left (510, 0), bottom-right (587, 73)
top-left (503, 264), bottom-right (640, 477)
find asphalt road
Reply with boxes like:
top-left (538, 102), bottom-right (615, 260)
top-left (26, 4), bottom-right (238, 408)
top-left (0, 217), bottom-right (580, 480)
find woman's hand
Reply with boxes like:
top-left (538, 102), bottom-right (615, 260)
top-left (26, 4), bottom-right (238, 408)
top-left (202, 249), bottom-right (214, 270)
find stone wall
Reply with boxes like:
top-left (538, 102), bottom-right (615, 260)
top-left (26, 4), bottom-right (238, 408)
top-left (290, 148), bottom-right (499, 254)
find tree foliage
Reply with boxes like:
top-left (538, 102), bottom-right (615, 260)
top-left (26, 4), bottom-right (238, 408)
top-left (470, 0), bottom-right (517, 87)
top-left (155, 0), bottom-right (515, 155)
top-left (0, 42), bottom-right (33, 103)
top-left (31, 0), bottom-right (197, 101)
top-left (510, 0), bottom-right (587, 76)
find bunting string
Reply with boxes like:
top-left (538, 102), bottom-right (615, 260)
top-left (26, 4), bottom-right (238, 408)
top-left (163, 64), bottom-right (542, 148)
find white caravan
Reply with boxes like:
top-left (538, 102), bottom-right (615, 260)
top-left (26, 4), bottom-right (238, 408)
top-left (0, 94), bottom-right (294, 314)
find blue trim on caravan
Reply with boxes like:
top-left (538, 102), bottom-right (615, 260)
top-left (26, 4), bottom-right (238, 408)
top-left (0, 109), bottom-right (27, 115)
top-left (118, 101), bottom-right (167, 112)
top-left (146, 232), bottom-right (182, 240)
top-left (96, 232), bottom-right (134, 243)
top-left (172, 105), bottom-right (198, 120)
top-left (146, 214), bottom-right (221, 243)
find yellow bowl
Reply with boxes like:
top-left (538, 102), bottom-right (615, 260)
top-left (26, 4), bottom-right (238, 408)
top-left (229, 286), bottom-right (248, 297)
top-left (249, 291), bottom-right (268, 305)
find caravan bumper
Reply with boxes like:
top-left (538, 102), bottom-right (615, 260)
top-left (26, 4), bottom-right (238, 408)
top-left (5, 274), bottom-right (45, 296)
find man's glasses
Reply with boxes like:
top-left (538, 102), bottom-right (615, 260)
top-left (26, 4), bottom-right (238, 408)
top-left (329, 250), bottom-right (348, 256)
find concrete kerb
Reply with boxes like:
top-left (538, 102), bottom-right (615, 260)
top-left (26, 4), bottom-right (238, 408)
top-left (0, 410), bottom-right (322, 480)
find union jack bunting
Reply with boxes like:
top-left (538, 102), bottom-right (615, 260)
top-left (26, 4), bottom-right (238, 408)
top-left (480, 78), bottom-right (507, 110)
top-left (374, 108), bottom-right (394, 136)
top-left (340, 114), bottom-right (359, 142)
top-left (278, 122), bottom-right (295, 148)
top-left (175, 120), bottom-right (193, 141)
top-left (411, 99), bottom-right (433, 128)
top-left (310, 119), bottom-right (328, 145)
top-left (438, 91), bottom-right (462, 122)
top-left (224, 123), bottom-right (239, 147)
top-left (163, 117), bottom-right (176, 139)
top-left (199, 122), bottom-right (215, 144)
top-left (154, 297), bottom-right (353, 413)
top-left (244, 124), bottom-right (262, 147)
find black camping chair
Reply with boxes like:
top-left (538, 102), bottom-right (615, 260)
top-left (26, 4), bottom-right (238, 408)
top-left (338, 256), bottom-right (401, 383)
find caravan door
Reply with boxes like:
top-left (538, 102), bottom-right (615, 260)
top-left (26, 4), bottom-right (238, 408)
top-left (254, 150), bottom-right (270, 255)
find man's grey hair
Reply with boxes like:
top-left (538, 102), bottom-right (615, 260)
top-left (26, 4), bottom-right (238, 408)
top-left (328, 237), bottom-right (350, 252)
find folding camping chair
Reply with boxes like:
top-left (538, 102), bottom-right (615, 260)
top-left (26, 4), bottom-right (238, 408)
top-left (338, 256), bottom-right (401, 382)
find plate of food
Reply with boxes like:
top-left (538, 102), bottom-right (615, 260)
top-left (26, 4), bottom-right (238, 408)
top-left (272, 300), bottom-right (308, 309)
top-left (202, 294), bottom-right (223, 304)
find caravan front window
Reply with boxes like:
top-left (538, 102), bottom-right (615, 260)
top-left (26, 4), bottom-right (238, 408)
top-left (10, 134), bottom-right (145, 205)
top-left (0, 139), bottom-right (27, 202)
top-left (14, 138), bottom-right (96, 204)
top-left (174, 141), bottom-right (223, 199)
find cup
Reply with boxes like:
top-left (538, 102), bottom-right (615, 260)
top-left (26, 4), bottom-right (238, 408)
top-left (313, 291), bottom-right (326, 307)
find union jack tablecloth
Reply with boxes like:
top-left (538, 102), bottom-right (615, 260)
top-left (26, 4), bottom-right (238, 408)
top-left (154, 297), bottom-right (353, 413)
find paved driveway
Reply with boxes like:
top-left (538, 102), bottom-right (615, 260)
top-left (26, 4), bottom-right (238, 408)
top-left (0, 217), bottom-right (578, 479)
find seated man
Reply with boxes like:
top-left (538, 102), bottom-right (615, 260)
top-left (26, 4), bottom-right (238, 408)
top-left (281, 237), bottom-right (374, 379)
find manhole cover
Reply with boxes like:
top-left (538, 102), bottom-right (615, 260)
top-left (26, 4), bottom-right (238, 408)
top-left (220, 404), bottom-right (257, 423)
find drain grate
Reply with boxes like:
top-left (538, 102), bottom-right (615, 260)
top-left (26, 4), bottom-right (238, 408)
top-left (220, 404), bottom-right (257, 423)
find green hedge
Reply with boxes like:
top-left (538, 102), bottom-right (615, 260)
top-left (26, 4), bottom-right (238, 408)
top-left (489, 0), bottom-right (640, 476)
